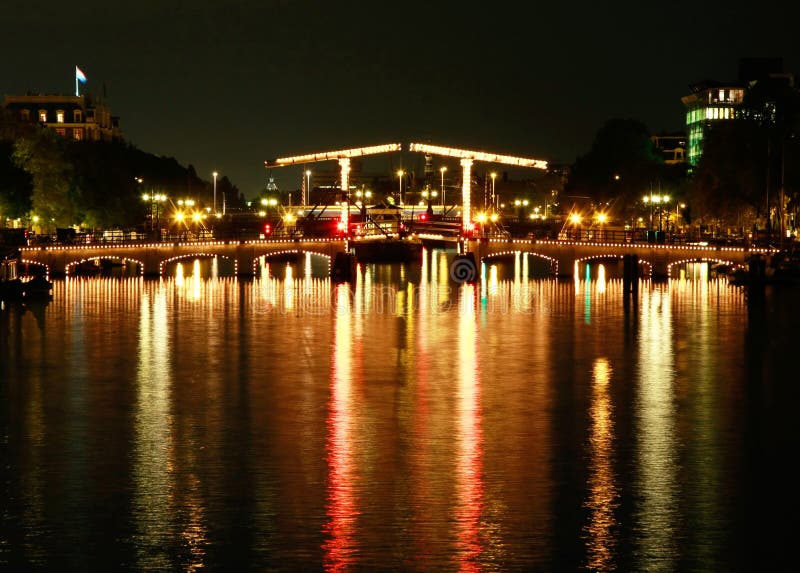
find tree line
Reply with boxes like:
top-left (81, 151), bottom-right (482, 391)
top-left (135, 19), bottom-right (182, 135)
top-left (0, 127), bottom-right (243, 232)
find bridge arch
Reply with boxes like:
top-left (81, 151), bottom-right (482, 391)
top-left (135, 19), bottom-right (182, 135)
top-left (159, 252), bottom-right (237, 278)
top-left (66, 255), bottom-right (144, 277)
top-left (667, 257), bottom-right (742, 278)
top-left (574, 254), bottom-right (653, 278)
top-left (19, 258), bottom-right (50, 277)
top-left (482, 250), bottom-right (559, 276)
top-left (253, 249), bottom-right (332, 277)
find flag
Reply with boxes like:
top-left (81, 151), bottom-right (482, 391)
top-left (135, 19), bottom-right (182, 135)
top-left (76, 66), bottom-right (87, 83)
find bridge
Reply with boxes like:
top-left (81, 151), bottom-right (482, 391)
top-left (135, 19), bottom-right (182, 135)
top-left (17, 234), bottom-right (769, 281)
top-left (265, 141), bottom-right (548, 233)
top-left (462, 237), bottom-right (770, 278)
top-left (17, 238), bottom-right (347, 278)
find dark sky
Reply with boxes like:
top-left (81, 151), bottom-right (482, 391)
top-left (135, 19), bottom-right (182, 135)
top-left (3, 0), bottom-right (797, 198)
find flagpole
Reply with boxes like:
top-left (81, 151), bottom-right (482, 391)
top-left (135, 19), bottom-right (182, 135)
top-left (76, 75), bottom-right (79, 97)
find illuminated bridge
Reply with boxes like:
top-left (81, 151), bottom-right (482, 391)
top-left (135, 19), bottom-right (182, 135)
top-left (20, 235), bottom-right (769, 281)
top-left (18, 238), bottom-right (347, 278)
top-left (464, 237), bottom-right (770, 279)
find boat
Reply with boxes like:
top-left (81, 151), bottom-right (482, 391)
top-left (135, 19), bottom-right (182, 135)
top-left (21, 274), bottom-right (54, 299)
top-left (351, 236), bottom-right (423, 263)
top-left (1, 250), bottom-right (53, 301)
top-left (728, 250), bottom-right (800, 286)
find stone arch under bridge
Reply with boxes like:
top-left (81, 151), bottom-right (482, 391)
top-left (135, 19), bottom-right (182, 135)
top-left (482, 249), bottom-right (559, 276)
top-left (465, 237), bottom-right (765, 279)
top-left (66, 255), bottom-right (144, 277)
top-left (17, 239), bottom-right (347, 278)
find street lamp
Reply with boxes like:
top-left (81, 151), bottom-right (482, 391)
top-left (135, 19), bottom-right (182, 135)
top-left (213, 171), bottom-right (218, 214)
top-left (570, 212), bottom-right (582, 240)
top-left (440, 166), bottom-right (447, 207)
top-left (676, 202), bottom-right (686, 232)
top-left (660, 195), bottom-right (670, 232)
top-left (490, 172), bottom-right (497, 211)
top-left (643, 195), bottom-right (656, 230)
top-left (596, 212), bottom-right (608, 239)
top-left (142, 192), bottom-right (167, 236)
top-left (421, 188), bottom-right (438, 218)
top-left (397, 169), bottom-right (404, 206)
top-left (304, 170), bottom-right (311, 206)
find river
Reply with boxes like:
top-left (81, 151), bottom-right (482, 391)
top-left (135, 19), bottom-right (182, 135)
top-left (1, 249), bottom-right (797, 571)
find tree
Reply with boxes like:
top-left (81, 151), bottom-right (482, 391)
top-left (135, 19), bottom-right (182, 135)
top-left (12, 127), bottom-right (76, 230)
top-left (566, 118), bottom-right (682, 223)
top-left (0, 140), bottom-right (32, 220)
top-left (690, 120), bottom-right (767, 233)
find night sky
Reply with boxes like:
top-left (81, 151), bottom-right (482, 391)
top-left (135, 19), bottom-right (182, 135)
top-left (3, 0), bottom-right (797, 197)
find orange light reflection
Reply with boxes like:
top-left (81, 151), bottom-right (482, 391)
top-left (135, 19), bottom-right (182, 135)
top-left (323, 284), bottom-right (358, 571)
top-left (454, 284), bottom-right (485, 571)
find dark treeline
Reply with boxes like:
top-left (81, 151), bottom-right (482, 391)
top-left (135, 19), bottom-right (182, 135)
top-left (0, 127), bottom-right (244, 231)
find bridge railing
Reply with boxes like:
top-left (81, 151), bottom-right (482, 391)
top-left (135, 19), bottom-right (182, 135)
top-left (22, 227), bottom-right (789, 250)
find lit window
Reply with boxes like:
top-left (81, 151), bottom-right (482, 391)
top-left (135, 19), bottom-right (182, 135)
top-left (56, 110), bottom-right (65, 123)
top-left (706, 108), bottom-right (713, 119)
top-left (718, 89), bottom-right (724, 102)
top-left (38, 110), bottom-right (47, 122)
top-left (73, 128), bottom-right (83, 141)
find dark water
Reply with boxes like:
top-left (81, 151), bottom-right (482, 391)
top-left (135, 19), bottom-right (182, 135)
top-left (1, 250), bottom-right (798, 572)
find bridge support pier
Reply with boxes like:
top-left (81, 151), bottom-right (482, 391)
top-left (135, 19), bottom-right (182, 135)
top-left (623, 254), bottom-right (639, 293)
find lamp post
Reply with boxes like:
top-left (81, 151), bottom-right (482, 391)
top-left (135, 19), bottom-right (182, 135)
top-left (659, 195), bottom-right (670, 232)
top-left (422, 188), bottom-right (437, 218)
top-left (397, 169), bottom-right (404, 206)
top-left (570, 212), bottom-right (582, 240)
top-left (212, 171), bottom-right (218, 214)
top-left (643, 195), bottom-right (652, 230)
top-left (490, 172), bottom-right (497, 211)
top-left (304, 170), bottom-right (311, 206)
top-left (596, 212), bottom-right (608, 240)
top-left (676, 202), bottom-right (685, 231)
top-left (143, 192), bottom-right (167, 237)
top-left (643, 193), bottom-right (670, 241)
top-left (440, 166), bottom-right (447, 207)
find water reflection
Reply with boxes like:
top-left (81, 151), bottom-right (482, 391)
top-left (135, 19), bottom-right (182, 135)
top-left (1, 268), bottom-right (788, 571)
top-left (634, 287), bottom-right (678, 571)
top-left (583, 358), bottom-right (619, 571)
top-left (323, 284), bottom-right (357, 571)
top-left (454, 284), bottom-right (486, 571)
top-left (133, 285), bottom-right (180, 569)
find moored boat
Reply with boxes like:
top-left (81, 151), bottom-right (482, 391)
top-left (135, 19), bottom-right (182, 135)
top-left (2, 250), bottom-right (53, 301)
top-left (728, 250), bottom-right (800, 286)
top-left (351, 237), bottom-right (423, 263)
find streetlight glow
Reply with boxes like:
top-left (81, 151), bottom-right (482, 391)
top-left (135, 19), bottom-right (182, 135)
top-left (440, 166), bottom-right (447, 207)
top-left (397, 170), bottom-right (404, 206)
top-left (213, 171), bottom-right (218, 214)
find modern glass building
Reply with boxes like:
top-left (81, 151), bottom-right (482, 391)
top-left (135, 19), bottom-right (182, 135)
top-left (681, 81), bottom-right (744, 166)
top-left (681, 58), bottom-right (791, 166)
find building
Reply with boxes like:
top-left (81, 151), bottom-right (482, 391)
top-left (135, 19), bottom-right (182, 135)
top-left (650, 133), bottom-right (686, 164)
top-left (681, 57), bottom-right (792, 166)
top-left (1, 92), bottom-right (122, 142)
top-left (681, 81), bottom-right (745, 165)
